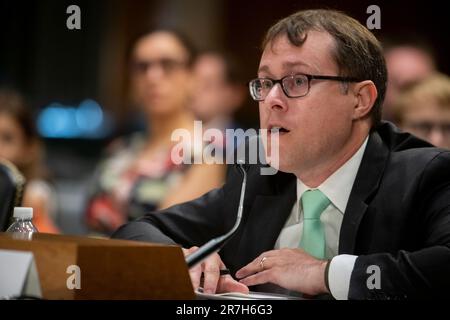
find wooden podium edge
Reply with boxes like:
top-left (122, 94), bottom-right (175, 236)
top-left (0, 232), bottom-right (195, 300)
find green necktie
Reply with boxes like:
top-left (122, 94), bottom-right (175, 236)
top-left (299, 189), bottom-right (331, 259)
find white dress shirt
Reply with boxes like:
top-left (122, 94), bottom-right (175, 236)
top-left (274, 137), bottom-right (368, 299)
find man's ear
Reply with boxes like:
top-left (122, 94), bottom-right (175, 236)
top-left (352, 80), bottom-right (378, 120)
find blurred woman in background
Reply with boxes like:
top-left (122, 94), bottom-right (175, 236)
top-left (0, 88), bottom-right (60, 233)
top-left (86, 29), bottom-right (225, 235)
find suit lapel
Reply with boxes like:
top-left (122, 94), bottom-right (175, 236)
top-left (339, 131), bottom-right (389, 254)
top-left (234, 172), bottom-right (296, 267)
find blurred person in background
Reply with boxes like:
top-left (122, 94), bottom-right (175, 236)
top-left (190, 51), bottom-right (246, 131)
top-left (0, 88), bottom-right (60, 233)
top-left (85, 29), bottom-right (225, 235)
top-left (382, 36), bottom-right (437, 122)
top-left (189, 51), bottom-right (248, 157)
top-left (392, 73), bottom-right (450, 149)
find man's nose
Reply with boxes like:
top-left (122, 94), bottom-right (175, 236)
top-left (264, 83), bottom-right (288, 112)
top-left (144, 65), bottom-right (165, 82)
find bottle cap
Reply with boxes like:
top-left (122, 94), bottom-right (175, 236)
top-left (13, 207), bottom-right (33, 220)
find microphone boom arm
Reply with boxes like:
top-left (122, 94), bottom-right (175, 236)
top-left (186, 162), bottom-right (247, 268)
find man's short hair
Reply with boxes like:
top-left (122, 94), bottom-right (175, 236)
top-left (262, 9), bottom-right (387, 128)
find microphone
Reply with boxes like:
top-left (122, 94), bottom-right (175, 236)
top-left (185, 159), bottom-right (248, 268)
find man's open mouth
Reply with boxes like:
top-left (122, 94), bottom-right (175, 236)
top-left (268, 126), bottom-right (290, 134)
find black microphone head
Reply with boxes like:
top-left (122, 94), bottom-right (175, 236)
top-left (234, 133), bottom-right (279, 176)
top-left (234, 134), bottom-right (264, 168)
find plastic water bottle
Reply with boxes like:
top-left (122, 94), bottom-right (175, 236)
top-left (6, 207), bottom-right (38, 239)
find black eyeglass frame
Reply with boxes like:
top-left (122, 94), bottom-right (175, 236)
top-left (248, 73), bottom-right (363, 101)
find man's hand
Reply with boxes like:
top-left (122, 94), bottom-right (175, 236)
top-left (183, 247), bottom-right (249, 294)
top-left (235, 248), bottom-right (329, 296)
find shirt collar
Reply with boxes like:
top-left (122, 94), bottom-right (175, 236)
top-left (297, 136), bottom-right (369, 214)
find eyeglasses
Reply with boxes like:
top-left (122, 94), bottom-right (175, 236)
top-left (131, 58), bottom-right (187, 75)
top-left (404, 121), bottom-right (450, 138)
top-left (248, 73), bottom-right (362, 101)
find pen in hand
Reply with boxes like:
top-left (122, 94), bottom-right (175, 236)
top-left (200, 269), bottom-right (231, 279)
top-left (199, 269), bottom-right (231, 289)
top-left (218, 269), bottom-right (231, 276)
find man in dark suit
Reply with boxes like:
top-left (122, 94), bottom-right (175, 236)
top-left (113, 9), bottom-right (450, 299)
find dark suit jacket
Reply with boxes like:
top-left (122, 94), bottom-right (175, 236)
top-left (113, 122), bottom-right (450, 299)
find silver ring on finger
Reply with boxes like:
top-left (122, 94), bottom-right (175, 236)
top-left (260, 256), bottom-right (267, 271)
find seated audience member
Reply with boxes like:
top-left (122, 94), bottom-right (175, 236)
top-left (86, 29), bottom-right (225, 235)
top-left (190, 51), bottom-right (246, 130)
top-left (0, 88), bottom-right (59, 233)
top-left (392, 73), bottom-right (450, 149)
top-left (382, 37), bottom-right (436, 122)
top-left (113, 10), bottom-right (450, 300)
